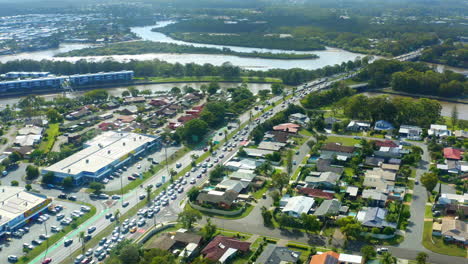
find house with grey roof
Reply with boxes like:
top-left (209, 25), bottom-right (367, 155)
top-left (362, 189), bottom-right (388, 207)
top-left (356, 207), bottom-right (396, 229)
top-left (314, 199), bottom-right (342, 217)
top-left (305, 171), bottom-right (340, 190)
top-left (282, 196), bottom-right (315, 218)
top-left (256, 244), bottom-right (301, 264)
top-left (216, 179), bottom-right (250, 193)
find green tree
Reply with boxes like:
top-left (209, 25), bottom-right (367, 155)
top-left (381, 252), bottom-right (397, 264)
top-left (62, 176), bottom-right (74, 189)
top-left (261, 206), bottom-right (273, 227)
top-left (177, 119), bottom-right (209, 144)
top-left (187, 187), bottom-right (200, 202)
top-left (271, 83), bottom-right (284, 95)
top-left (286, 150), bottom-right (294, 176)
top-left (25, 184), bottom-right (32, 191)
top-left (146, 185), bottom-right (153, 203)
top-left (336, 216), bottom-right (362, 241)
top-left (11, 180), bottom-right (19, 186)
top-left (46, 108), bottom-right (63, 123)
top-left (25, 165), bottom-right (39, 180)
top-left (416, 252), bottom-right (428, 264)
top-left (209, 165), bottom-right (226, 183)
top-left (271, 172), bottom-right (289, 194)
top-left (451, 105), bottom-right (458, 128)
top-left (78, 231), bottom-right (86, 254)
top-left (170, 87), bottom-right (181, 95)
top-left (360, 245), bottom-right (376, 262)
top-left (42, 171), bottom-right (55, 184)
top-left (177, 208), bottom-right (202, 229)
top-left (201, 218), bottom-right (217, 240)
top-left (301, 213), bottom-right (321, 233)
top-left (207, 81), bottom-right (220, 95)
top-left (119, 244), bottom-right (141, 264)
top-left (421, 172), bottom-right (438, 192)
top-left (89, 182), bottom-right (105, 194)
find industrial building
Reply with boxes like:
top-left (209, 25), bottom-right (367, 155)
top-left (68, 71), bottom-right (134, 85)
top-left (0, 70), bottom-right (134, 92)
top-left (42, 131), bottom-right (161, 185)
top-left (0, 76), bottom-right (66, 92)
top-left (3, 71), bottom-right (51, 79)
top-left (0, 187), bottom-right (52, 237)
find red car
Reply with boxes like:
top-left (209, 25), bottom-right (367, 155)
top-left (128, 176), bottom-right (136, 180)
top-left (42, 258), bottom-right (52, 264)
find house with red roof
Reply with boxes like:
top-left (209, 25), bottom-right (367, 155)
top-left (178, 115), bottom-right (197, 124)
top-left (98, 122), bottom-right (117, 131)
top-left (374, 140), bottom-right (398, 148)
top-left (297, 187), bottom-right (335, 200)
top-left (310, 251), bottom-right (363, 264)
top-left (444, 148), bottom-right (462, 160)
top-left (201, 236), bottom-right (251, 263)
top-left (273, 123), bottom-right (300, 134)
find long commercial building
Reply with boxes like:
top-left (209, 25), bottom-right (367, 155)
top-left (0, 187), bottom-right (52, 237)
top-left (0, 70), bottom-right (134, 92)
top-left (3, 71), bottom-right (51, 79)
top-left (42, 131), bottom-right (161, 185)
top-left (69, 71), bottom-right (134, 85)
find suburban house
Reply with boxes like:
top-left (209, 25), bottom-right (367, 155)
top-left (364, 156), bottom-right (385, 167)
top-left (363, 168), bottom-right (396, 190)
top-left (398, 125), bottom-right (422, 140)
top-left (428, 124), bottom-right (451, 137)
top-left (374, 146), bottom-right (403, 159)
top-left (314, 199), bottom-right (342, 217)
top-left (437, 160), bottom-right (468, 174)
top-left (149, 98), bottom-right (171, 107)
top-left (345, 186), bottom-right (359, 199)
top-left (119, 105), bottom-right (139, 115)
top-left (361, 189), bottom-right (388, 207)
top-left (380, 163), bottom-right (400, 172)
top-left (117, 115), bottom-right (135, 123)
top-left (273, 123), bottom-right (301, 134)
top-left (201, 236), bottom-right (251, 263)
top-left (346, 120), bottom-right (371, 132)
top-left (243, 148), bottom-right (274, 158)
top-left (123, 96), bottom-right (146, 104)
top-left (145, 231), bottom-right (202, 257)
top-left (439, 219), bottom-right (468, 245)
top-left (14, 134), bottom-right (42, 147)
top-left (256, 244), bottom-right (301, 264)
top-left (443, 148), bottom-right (463, 160)
top-left (305, 171), bottom-right (340, 190)
top-left (316, 159), bottom-right (345, 175)
top-left (320, 143), bottom-right (355, 160)
top-left (281, 196), bottom-right (315, 217)
top-left (386, 186), bottom-right (406, 201)
top-left (263, 131), bottom-right (290, 143)
top-left (297, 187), bottom-right (335, 200)
top-left (258, 141), bottom-right (287, 151)
top-left (356, 207), bottom-right (397, 229)
top-left (374, 140), bottom-right (399, 148)
top-left (453, 130), bottom-right (468, 139)
top-left (18, 125), bottom-right (43, 136)
top-left (309, 251), bottom-right (363, 264)
top-left (324, 117), bottom-right (341, 130)
top-left (289, 113), bottom-right (310, 125)
top-left (196, 190), bottom-right (239, 209)
top-left (374, 120), bottom-right (394, 131)
top-left (216, 179), bottom-right (250, 193)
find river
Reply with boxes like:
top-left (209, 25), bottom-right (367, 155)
top-left (0, 21), bottom-right (366, 71)
top-left (363, 92), bottom-right (468, 120)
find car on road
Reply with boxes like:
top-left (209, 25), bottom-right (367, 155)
top-left (139, 194), bottom-right (146, 200)
top-left (8, 255), bottom-right (18, 262)
top-left (128, 175), bottom-right (136, 180)
top-left (68, 196), bottom-right (77, 201)
top-left (64, 239), bottom-right (73, 247)
top-left (190, 178), bottom-right (196, 184)
top-left (377, 247), bottom-right (388, 254)
top-left (122, 201), bottom-right (130, 207)
top-left (176, 163), bottom-right (182, 168)
top-left (88, 226), bottom-right (96, 234)
top-left (112, 195), bottom-right (121, 200)
top-left (58, 193), bottom-right (67, 199)
top-left (130, 227), bottom-right (137, 233)
top-left (41, 258), bottom-right (52, 264)
top-left (105, 213), bottom-right (112, 219)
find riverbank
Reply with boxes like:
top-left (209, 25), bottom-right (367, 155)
top-left (55, 41), bottom-right (319, 60)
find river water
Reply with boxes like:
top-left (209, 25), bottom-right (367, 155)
top-left (0, 21), bottom-right (366, 71)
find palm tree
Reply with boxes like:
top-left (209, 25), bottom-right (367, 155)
top-left (381, 252), bottom-right (397, 264)
top-left (114, 209), bottom-right (120, 225)
top-left (78, 231), bottom-right (86, 254)
top-left (146, 185), bottom-right (153, 203)
top-left (416, 252), bottom-right (428, 264)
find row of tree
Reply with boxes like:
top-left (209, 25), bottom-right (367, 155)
top-left (420, 41), bottom-right (468, 68)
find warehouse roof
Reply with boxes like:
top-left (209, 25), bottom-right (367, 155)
top-left (44, 131), bottom-right (157, 176)
top-left (0, 187), bottom-right (49, 227)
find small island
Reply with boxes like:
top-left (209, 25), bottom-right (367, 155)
top-left (55, 41), bottom-right (319, 60)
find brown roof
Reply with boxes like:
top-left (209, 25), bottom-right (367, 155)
top-left (309, 251), bottom-right (340, 264)
top-left (202, 236), bottom-right (250, 262)
top-left (197, 190), bottom-right (239, 206)
top-left (321, 143), bottom-right (355, 153)
top-left (173, 232), bottom-right (202, 245)
top-left (298, 187), bottom-right (334, 200)
top-left (441, 219), bottom-right (468, 240)
top-left (145, 233), bottom-right (176, 251)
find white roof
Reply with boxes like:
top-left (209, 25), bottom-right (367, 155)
top-left (440, 193), bottom-right (468, 204)
top-left (430, 124), bottom-right (448, 130)
top-left (44, 131), bottom-right (156, 176)
top-left (18, 125), bottom-right (43, 135)
top-left (339, 253), bottom-right (363, 264)
top-left (282, 196), bottom-right (315, 215)
top-left (0, 187), bottom-right (49, 227)
top-left (219, 248), bottom-right (238, 263)
top-left (14, 134), bottom-right (41, 146)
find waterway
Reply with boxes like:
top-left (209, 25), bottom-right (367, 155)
top-left (0, 21), bottom-right (366, 71)
top-left (363, 92), bottom-right (468, 120)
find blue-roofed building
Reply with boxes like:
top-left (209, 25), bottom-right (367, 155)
top-left (374, 120), bottom-right (394, 131)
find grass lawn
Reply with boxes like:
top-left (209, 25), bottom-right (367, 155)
top-left (403, 193), bottom-right (413, 202)
top-left (142, 225), bottom-right (181, 248)
top-left (252, 183), bottom-right (269, 199)
top-left (216, 228), bottom-right (252, 241)
top-left (188, 203), bottom-right (255, 220)
top-left (299, 129), bottom-right (313, 137)
top-left (38, 123), bottom-right (59, 153)
top-left (322, 227), bottom-right (337, 237)
top-left (344, 167), bottom-right (354, 177)
top-left (424, 205), bottom-right (433, 218)
top-left (325, 136), bottom-right (360, 146)
top-left (422, 221), bottom-right (467, 257)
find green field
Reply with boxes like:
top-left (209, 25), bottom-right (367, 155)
top-left (325, 136), bottom-right (360, 146)
top-left (38, 123), bottom-right (60, 153)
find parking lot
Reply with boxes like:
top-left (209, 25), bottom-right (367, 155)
top-left (1, 200), bottom-right (83, 262)
top-left (104, 145), bottom-right (181, 191)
